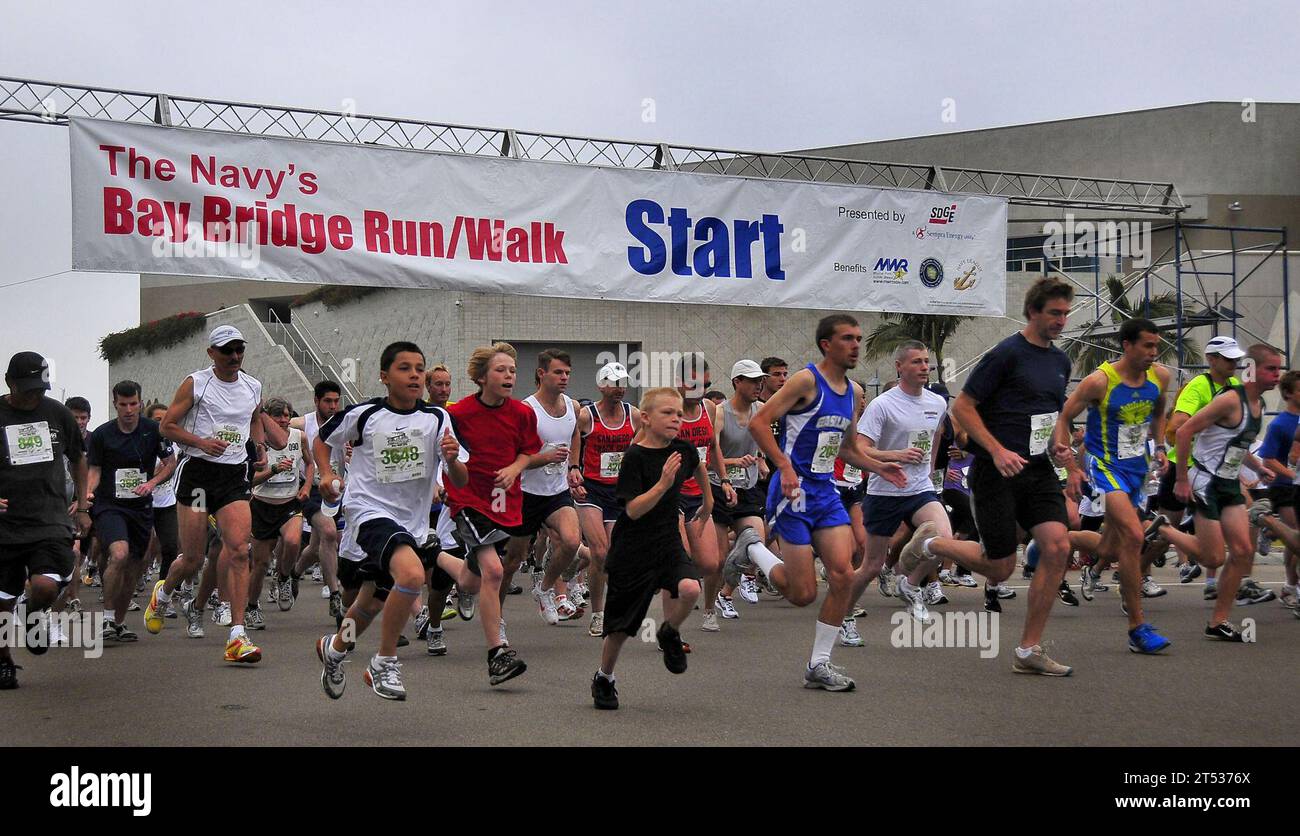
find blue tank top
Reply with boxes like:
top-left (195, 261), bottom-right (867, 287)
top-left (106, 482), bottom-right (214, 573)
top-left (1084, 361), bottom-right (1162, 477)
top-left (780, 363), bottom-right (855, 482)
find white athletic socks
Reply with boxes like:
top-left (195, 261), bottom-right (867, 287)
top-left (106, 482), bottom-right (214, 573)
top-left (326, 638), bottom-right (347, 661)
top-left (155, 586), bottom-right (172, 605)
top-left (1014, 645), bottom-right (1035, 659)
top-left (810, 620), bottom-right (839, 668)
top-left (748, 542), bottom-right (783, 577)
top-left (229, 625), bottom-right (245, 641)
top-left (596, 669), bottom-right (615, 683)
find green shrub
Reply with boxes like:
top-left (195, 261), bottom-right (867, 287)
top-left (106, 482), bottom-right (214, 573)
top-left (100, 311), bottom-right (207, 363)
top-left (289, 285), bottom-right (380, 310)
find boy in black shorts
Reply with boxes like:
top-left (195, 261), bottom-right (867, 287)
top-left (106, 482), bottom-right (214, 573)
top-left (591, 388), bottom-right (710, 710)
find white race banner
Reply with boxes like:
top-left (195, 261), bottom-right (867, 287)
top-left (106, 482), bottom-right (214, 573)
top-left (70, 118), bottom-right (1007, 315)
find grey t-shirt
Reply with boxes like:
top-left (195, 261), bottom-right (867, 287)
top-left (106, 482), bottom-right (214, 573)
top-left (0, 395), bottom-right (83, 544)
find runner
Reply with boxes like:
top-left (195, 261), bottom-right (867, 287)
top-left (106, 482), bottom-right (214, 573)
top-left (724, 314), bottom-right (907, 691)
top-left (897, 278), bottom-right (1077, 675)
top-left (590, 387), bottom-right (709, 710)
top-left (1254, 369), bottom-right (1300, 609)
top-left (1053, 318), bottom-right (1173, 653)
top-left (832, 386), bottom-right (869, 647)
top-left (143, 403), bottom-right (181, 599)
top-left (1174, 342), bottom-right (1283, 640)
top-left (574, 362), bottom-right (641, 638)
top-left (444, 342), bottom-right (542, 685)
top-left (248, 398), bottom-right (311, 627)
top-left (503, 349), bottom-right (583, 625)
top-left (87, 381), bottom-right (175, 643)
top-left (313, 341), bottom-right (469, 699)
top-left (0, 352), bottom-right (88, 689)
top-left (145, 325), bottom-right (284, 664)
top-left (287, 381), bottom-right (344, 618)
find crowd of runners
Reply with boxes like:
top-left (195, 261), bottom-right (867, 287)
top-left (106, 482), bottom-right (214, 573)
top-left (3, 277), bottom-right (1297, 709)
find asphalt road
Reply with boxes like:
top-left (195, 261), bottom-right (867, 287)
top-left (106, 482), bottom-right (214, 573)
top-left (3, 564), bottom-right (1296, 746)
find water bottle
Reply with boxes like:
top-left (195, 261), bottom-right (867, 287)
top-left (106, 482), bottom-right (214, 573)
top-left (322, 479), bottom-right (342, 518)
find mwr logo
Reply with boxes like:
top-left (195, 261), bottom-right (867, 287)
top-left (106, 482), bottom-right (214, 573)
top-left (50, 767), bottom-right (151, 816)
top-left (928, 204), bottom-right (958, 225)
top-left (918, 258), bottom-right (944, 288)
top-left (872, 257), bottom-right (909, 282)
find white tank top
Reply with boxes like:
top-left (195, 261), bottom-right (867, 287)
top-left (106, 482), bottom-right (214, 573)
top-left (521, 393), bottom-right (576, 496)
top-left (253, 427), bottom-right (305, 501)
top-left (182, 367), bottom-right (262, 466)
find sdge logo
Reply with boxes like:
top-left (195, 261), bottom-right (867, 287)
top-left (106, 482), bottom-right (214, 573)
top-left (625, 199), bottom-right (785, 280)
top-left (928, 204), bottom-right (958, 225)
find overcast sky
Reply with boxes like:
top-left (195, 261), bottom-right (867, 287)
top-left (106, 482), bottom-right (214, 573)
top-left (3, 0), bottom-right (1298, 417)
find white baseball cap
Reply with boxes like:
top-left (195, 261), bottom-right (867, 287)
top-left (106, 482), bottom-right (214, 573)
top-left (1205, 336), bottom-right (1245, 359)
top-left (209, 325), bottom-right (246, 347)
top-left (596, 362), bottom-right (629, 385)
top-left (730, 359), bottom-right (766, 380)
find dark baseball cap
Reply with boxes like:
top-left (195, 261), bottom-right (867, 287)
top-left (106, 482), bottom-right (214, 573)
top-left (6, 351), bottom-right (51, 393)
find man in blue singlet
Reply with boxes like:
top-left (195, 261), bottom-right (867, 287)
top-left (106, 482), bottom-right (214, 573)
top-left (1053, 317), bottom-right (1173, 654)
top-left (723, 314), bottom-right (906, 692)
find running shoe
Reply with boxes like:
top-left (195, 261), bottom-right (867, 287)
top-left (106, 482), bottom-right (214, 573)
top-left (1236, 578), bottom-right (1275, 605)
top-left (277, 577), bottom-right (294, 611)
top-left (67, 598), bottom-right (83, 614)
top-left (316, 634), bottom-right (346, 699)
top-left (127, 600), bottom-right (140, 612)
top-left (506, 583), bottom-right (523, 596)
top-left (756, 570), bottom-right (780, 597)
top-left (0, 657), bottom-right (18, 690)
top-left (1142, 513), bottom-right (1169, 547)
top-left (441, 601), bottom-right (459, 621)
top-left (656, 623), bottom-right (688, 674)
top-left (1058, 579), bottom-right (1079, 606)
top-left (899, 579), bottom-right (933, 625)
top-left (1141, 576), bottom-right (1166, 598)
top-left (716, 593), bottom-right (740, 619)
top-left (1204, 621), bottom-right (1244, 642)
top-left (803, 660), bottom-right (855, 691)
top-left (456, 590), bottom-right (477, 621)
top-left (984, 584), bottom-right (1002, 613)
top-left (1280, 585), bottom-right (1299, 610)
top-left (722, 526), bottom-right (760, 588)
top-left (320, 585), bottom-right (331, 599)
top-left (1256, 530), bottom-right (1273, 557)
top-left (212, 601), bottom-right (232, 626)
top-left (738, 575), bottom-right (760, 604)
top-left (700, 610), bottom-right (720, 632)
top-left (224, 635), bottom-right (262, 664)
top-left (1011, 645), bottom-right (1072, 676)
top-left (426, 628), bottom-right (447, 656)
top-left (954, 571), bottom-right (978, 588)
top-left (588, 611), bottom-right (604, 638)
top-left (1247, 497), bottom-right (1274, 528)
top-left (879, 568), bottom-right (897, 599)
top-left (488, 647), bottom-right (527, 686)
top-left (1179, 562), bottom-right (1202, 583)
top-left (101, 619), bottom-right (119, 642)
top-left (1080, 567), bottom-right (1098, 602)
top-left (310, 565), bottom-right (323, 583)
top-left (923, 581), bottom-right (948, 606)
top-left (414, 606), bottom-right (431, 640)
top-left (114, 623), bottom-right (138, 643)
top-left (839, 618), bottom-right (864, 647)
top-left (555, 595), bottom-right (583, 621)
top-left (364, 656), bottom-right (406, 700)
top-left (181, 598), bottom-right (205, 639)
top-left (1128, 623), bottom-right (1171, 654)
top-left (144, 580), bottom-right (167, 634)
top-left (591, 673), bottom-right (619, 710)
top-left (533, 585), bottom-right (560, 625)
top-left (938, 569), bottom-right (960, 587)
top-left (208, 591), bottom-right (219, 609)
top-left (1203, 584), bottom-right (1218, 601)
top-left (266, 584), bottom-right (278, 605)
top-left (851, 606), bottom-right (867, 618)
top-left (397, 634), bottom-right (410, 648)
top-left (995, 583), bottom-right (1017, 599)
top-left (245, 606), bottom-right (267, 631)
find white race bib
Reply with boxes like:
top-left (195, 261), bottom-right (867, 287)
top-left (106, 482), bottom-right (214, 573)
top-left (811, 431), bottom-right (843, 474)
top-left (1216, 446), bottom-right (1246, 480)
top-left (907, 429), bottom-right (934, 458)
top-left (374, 429), bottom-right (426, 484)
top-left (726, 464), bottom-right (755, 489)
top-left (599, 451), bottom-right (624, 479)
top-left (841, 463), bottom-right (863, 485)
top-left (214, 424), bottom-right (244, 447)
top-left (268, 449), bottom-right (299, 484)
top-left (115, 468), bottom-right (146, 499)
top-left (1029, 412), bottom-right (1058, 456)
top-left (5, 422), bottom-right (53, 465)
top-left (1117, 424), bottom-right (1147, 460)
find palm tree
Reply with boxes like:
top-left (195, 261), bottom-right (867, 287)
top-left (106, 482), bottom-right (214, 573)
top-left (1064, 275), bottom-right (1201, 375)
top-left (861, 313), bottom-right (973, 374)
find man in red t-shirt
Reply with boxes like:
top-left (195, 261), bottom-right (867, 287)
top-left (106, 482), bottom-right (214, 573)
top-left (445, 342), bottom-right (544, 686)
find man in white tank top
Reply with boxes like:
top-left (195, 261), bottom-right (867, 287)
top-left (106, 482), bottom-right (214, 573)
top-left (147, 325), bottom-right (285, 665)
top-left (503, 349), bottom-right (584, 625)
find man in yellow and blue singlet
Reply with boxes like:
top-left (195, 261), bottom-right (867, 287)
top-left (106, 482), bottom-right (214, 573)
top-left (1054, 317), bottom-right (1173, 654)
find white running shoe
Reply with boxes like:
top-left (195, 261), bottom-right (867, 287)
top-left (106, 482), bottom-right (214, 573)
top-left (954, 572), bottom-right (978, 588)
top-left (924, 581), bottom-right (948, 606)
top-left (899, 579), bottom-right (933, 625)
top-left (533, 585), bottom-right (560, 625)
top-left (588, 611), bottom-right (604, 638)
top-left (211, 601), bottom-right (232, 626)
top-left (700, 611), bottom-right (720, 632)
top-left (716, 593), bottom-right (740, 619)
top-left (839, 618), bottom-right (864, 647)
top-left (738, 575), bottom-right (760, 604)
top-left (803, 660), bottom-right (855, 691)
top-left (320, 585), bottom-right (331, 599)
top-left (878, 568), bottom-right (897, 598)
top-left (1141, 576), bottom-right (1167, 598)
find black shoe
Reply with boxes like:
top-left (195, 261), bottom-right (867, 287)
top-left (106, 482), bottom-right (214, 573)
top-left (0, 658), bottom-right (17, 689)
top-left (591, 672), bottom-right (619, 710)
top-left (506, 584), bottom-right (523, 596)
top-left (984, 585), bottom-right (1002, 613)
top-left (1057, 579), bottom-right (1079, 607)
top-left (488, 646), bottom-right (527, 686)
top-left (115, 623), bottom-right (138, 642)
top-left (1205, 622), bottom-right (1244, 642)
top-left (396, 634), bottom-right (410, 648)
top-left (656, 623), bottom-right (688, 674)
top-left (290, 575), bottom-right (300, 600)
top-left (1144, 514), bottom-right (1169, 549)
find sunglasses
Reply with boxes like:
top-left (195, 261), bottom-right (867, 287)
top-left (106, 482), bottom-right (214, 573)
top-left (216, 343), bottom-right (246, 356)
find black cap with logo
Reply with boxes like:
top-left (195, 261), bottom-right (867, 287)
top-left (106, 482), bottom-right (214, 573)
top-left (5, 351), bottom-right (51, 393)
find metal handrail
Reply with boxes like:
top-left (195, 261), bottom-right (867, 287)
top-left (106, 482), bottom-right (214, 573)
top-left (265, 308), bottom-right (362, 402)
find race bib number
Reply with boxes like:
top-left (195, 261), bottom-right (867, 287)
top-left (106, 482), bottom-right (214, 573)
top-left (5, 422), bottom-right (53, 465)
top-left (811, 431), bottom-right (843, 474)
top-left (599, 451), bottom-right (624, 479)
top-left (841, 463), bottom-right (863, 485)
top-left (1117, 424), bottom-right (1147, 460)
top-left (1029, 412), bottom-right (1058, 457)
top-left (375, 429), bottom-right (426, 484)
top-left (115, 468), bottom-right (146, 499)
top-left (1054, 465), bottom-right (1069, 483)
top-left (1216, 445), bottom-right (1246, 480)
top-left (726, 464), bottom-right (755, 489)
top-left (268, 450), bottom-right (298, 484)
top-left (214, 424), bottom-right (244, 446)
top-left (907, 429), bottom-right (933, 458)
top-left (541, 443), bottom-right (566, 477)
